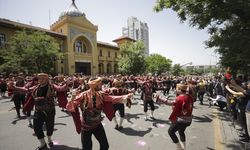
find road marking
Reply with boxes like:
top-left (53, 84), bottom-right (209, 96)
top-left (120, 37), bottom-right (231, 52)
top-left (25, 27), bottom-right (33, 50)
top-left (213, 108), bottom-right (224, 150)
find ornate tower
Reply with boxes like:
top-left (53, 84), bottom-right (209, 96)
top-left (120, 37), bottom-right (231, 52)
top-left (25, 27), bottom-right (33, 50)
top-left (51, 0), bottom-right (98, 75)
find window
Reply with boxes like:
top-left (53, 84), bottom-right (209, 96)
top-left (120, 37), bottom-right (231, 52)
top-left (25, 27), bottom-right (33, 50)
top-left (0, 33), bottom-right (6, 47)
top-left (115, 52), bottom-right (117, 58)
top-left (107, 63), bottom-right (111, 74)
top-left (83, 43), bottom-right (87, 53)
top-left (136, 29), bottom-right (139, 40)
top-left (75, 41), bottom-right (82, 53)
top-left (98, 63), bottom-right (104, 74)
top-left (114, 64), bottom-right (118, 73)
top-left (99, 49), bottom-right (102, 56)
top-left (108, 51), bottom-right (110, 57)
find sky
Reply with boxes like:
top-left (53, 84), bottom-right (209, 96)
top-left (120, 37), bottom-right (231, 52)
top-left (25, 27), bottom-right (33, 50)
top-left (0, 0), bottom-right (218, 66)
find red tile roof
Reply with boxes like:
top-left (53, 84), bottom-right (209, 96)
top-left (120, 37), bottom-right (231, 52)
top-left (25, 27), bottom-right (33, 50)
top-left (112, 36), bottom-right (136, 42)
top-left (97, 41), bottom-right (119, 50)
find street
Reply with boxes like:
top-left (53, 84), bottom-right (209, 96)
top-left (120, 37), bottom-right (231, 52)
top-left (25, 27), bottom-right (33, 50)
top-left (0, 91), bottom-right (247, 150)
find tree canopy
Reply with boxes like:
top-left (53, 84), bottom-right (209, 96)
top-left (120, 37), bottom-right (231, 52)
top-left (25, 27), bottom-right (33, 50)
top-left (0, 30), bottom-right (62, 74)
top-left (171, 64), bottom-right (184, 76)
top-left (118, 41), bottom-right (147, 75)
top-left (146, 53), bottom-right (172, 75)
top-left (154, 0), bottom-right (250, 75)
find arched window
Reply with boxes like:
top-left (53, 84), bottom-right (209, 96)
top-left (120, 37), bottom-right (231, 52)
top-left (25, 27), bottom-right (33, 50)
top-left (98, 63), bottom-right (104, 74)
top-left (107, 63), bottom-right (111, 74)
top-left (114, 64), bottom-right (118, 74)
top-left (75, 41), bottom-right (82, 53)
top-left (83, 43), bottom-right (87, 53)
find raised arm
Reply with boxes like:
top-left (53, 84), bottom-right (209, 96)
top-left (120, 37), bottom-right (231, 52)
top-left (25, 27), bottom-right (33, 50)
top-left (102, 92), bottom-right (133, 104)
top-left (225, 85), bottom-right (245, 97)
top-left (229, 82), bottom-right (246, 94)
top-left (13, 85), bottom-right (34, 94)
top-left (156, 95), bottom-right (173, 106)
top-left (66, 91), bottom-right (85, 112)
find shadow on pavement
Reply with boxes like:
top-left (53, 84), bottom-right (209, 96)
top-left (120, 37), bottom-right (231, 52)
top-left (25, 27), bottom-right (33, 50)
top-left (205, 108), bottom-right (234, 122)
top-left (125, 113), bottom-right (144, 124)
top-left (57, 113), bottom-right (71, 118)
top-left (222, 140), bottom-right (244, 150)
top-left (54, 122), bottom-right (67, 126)
top-left (209, 108), bottom-right (246, 149)
top-left (52, 145), bottom-right (81, 150)
top-left (117, 127), bottom-right (152, 137)
top-left (1, 100), bottom-right (13, 103)
top-left (192, 115), bottom-right (213, 123)
top-left (150, 118), bottom-right (170, 127)
top-left (206, 147), bottom-right (215, 150)
top-left (11, 116), bottom-right (27, 125)
top-left (131, 101), bottom-right (139, 105)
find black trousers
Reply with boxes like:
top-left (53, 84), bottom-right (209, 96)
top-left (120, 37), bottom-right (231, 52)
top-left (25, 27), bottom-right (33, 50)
top-left (81, 123), bottom-right (109, 150)
top-left (230, 102), bottom-right (238, 121)
top-left (239, 108), bottom-right (250, 139)
top-left (113, 103), bottom-right (125, 117)
top-left (33, 110), bottom-right (55, 139)
top-left (163, 87), bottom-right (171, 95)
top-left (13, 94), bottom-right (25, 116)
top-left (198, 91), bottom-right (205, 103)
top-left (168, 121), bottom-right (191, 143)
top-left (217, 101), bottom-right (227, 111)
top-left (143, 100), bottom-right (155, 112)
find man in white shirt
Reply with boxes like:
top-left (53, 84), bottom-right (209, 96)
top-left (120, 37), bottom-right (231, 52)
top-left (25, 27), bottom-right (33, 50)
top-left (208, 95), bottom-right (227, 111)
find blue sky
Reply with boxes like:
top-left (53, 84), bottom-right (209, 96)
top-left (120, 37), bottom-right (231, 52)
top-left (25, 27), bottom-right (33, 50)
top-left (0, 0), bottom-right (218, 66)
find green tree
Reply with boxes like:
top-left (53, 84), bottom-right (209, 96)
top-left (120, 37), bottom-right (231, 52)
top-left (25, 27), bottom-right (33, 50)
top-left (154, 0), bottom-right (250, 75)
top-left (0, 30), bottom-right (62, 74)
top-left (118, 41), bottom-right (146, 75)
top-left (146, 53), bottom-right (172, 75)
top-left (171, 64), bottom-right (184, 76)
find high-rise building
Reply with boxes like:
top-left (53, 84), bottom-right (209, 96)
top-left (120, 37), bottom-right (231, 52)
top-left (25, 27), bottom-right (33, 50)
top-left (122, 17), bottom-right (149, 56)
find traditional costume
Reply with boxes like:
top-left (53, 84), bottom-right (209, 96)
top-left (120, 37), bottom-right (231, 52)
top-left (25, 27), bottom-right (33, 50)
top-left (141, 80), bottom-right (155, 121)
top-left (157, 84), bottom-right (193, 150)
top-left (12, 76), bottom-right (25, 118)
top-left (15, 73), bottom-right (69, 150)
top-left (66, 77), bottom-right (132, 150)
top-left (108, 79), bottom-right (133, 130)
top-left (55, 75), bottom-right (68, 111)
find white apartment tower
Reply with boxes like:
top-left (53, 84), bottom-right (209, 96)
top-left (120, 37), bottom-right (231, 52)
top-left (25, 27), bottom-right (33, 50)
top-left (122, 17), bottom-right (149, 56)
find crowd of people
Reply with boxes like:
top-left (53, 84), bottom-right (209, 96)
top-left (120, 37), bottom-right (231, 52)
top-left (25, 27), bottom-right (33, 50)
top-left (0, 72), bottom-right (249, 150)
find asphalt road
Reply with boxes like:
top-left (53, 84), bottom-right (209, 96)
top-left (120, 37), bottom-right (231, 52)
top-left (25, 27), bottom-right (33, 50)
top-left (0, 91), bottom-right (247, 150)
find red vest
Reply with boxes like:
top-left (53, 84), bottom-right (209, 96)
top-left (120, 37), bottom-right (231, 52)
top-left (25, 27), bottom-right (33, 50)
top-left (169, 94), bottom-right (193, 123)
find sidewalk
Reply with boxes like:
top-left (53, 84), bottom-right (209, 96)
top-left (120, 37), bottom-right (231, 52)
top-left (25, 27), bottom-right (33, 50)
top-left (213, 108), bottom-right (250, 150)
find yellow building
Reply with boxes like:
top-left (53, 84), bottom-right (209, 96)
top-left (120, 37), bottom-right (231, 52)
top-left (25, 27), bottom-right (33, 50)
top-left (0, 0), bottom-right (134, 75)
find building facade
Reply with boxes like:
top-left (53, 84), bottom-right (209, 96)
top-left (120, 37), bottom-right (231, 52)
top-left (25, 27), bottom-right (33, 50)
top-left (122, 17), bottom-right (149, 56)
top-left (0, 0), bottom-right (134, 75)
